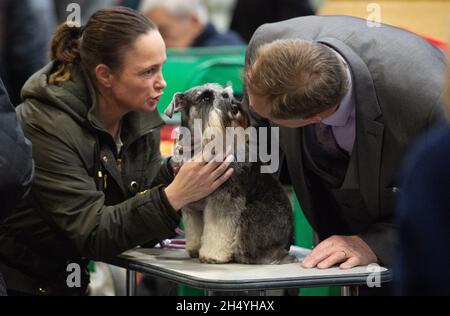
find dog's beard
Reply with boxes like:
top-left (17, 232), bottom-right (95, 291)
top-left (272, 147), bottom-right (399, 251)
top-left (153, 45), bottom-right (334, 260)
top-left (177, 104), bottom-right (250, 163)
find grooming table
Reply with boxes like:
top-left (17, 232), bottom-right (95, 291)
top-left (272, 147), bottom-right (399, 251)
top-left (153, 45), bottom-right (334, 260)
top-left (105, 246), bottom-right (391, 296)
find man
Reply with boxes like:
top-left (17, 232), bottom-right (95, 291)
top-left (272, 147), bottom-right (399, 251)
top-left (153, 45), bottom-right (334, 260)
top-left (0, 77), bottom-right (34, 295)
top-left (139, 0), bottom-right (244, 48)
top-left (243, 16), bottom-right (446, 272)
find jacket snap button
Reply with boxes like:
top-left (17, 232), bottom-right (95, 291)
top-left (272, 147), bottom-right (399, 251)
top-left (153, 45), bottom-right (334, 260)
top-left (392, 187), bottom-right (399, 193)
top-left (130, 181), bottom-right (139, 192)
top-left (102, 156), bottom-right (108, 163)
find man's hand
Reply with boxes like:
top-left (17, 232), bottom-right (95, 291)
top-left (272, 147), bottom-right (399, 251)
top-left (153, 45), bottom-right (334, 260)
top-left (301, 235), bottom-right (377, 269)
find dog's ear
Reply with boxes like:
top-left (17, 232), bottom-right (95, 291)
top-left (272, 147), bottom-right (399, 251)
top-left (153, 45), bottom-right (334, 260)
top-left (224, 85), bottom-right (234, 97)
top-left (165, 93), bottom-right (187, 118)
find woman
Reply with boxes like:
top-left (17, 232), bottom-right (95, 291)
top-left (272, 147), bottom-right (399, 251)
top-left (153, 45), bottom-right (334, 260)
top-left (0, 7), bottom-right (233, 296)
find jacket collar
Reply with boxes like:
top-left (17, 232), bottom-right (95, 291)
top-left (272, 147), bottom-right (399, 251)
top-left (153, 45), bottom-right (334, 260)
top-left (318, 37), bottom-right (382, 122)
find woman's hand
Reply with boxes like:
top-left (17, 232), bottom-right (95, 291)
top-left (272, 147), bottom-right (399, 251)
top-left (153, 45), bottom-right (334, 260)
top-left (164, 154), bottom-right (234, 211)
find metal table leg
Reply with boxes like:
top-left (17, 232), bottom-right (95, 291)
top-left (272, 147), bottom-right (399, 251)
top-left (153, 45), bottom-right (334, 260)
top-left (204, 289), bottom-right (215, 296)
top-left (341, 285), bottom-right (359, 296)
top-left (126, 270), bottom-right (137, 296)
top-left (203, 289), bottom-right (267, 296)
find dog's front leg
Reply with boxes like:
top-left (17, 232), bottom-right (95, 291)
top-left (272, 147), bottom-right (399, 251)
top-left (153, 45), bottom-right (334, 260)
top-left (199, 200), bottom-right (241, 264)
top-left (182, 207), bottom-right (204, 258)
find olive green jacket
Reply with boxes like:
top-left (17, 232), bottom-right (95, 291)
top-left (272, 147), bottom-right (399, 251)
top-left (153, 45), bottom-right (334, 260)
top-left (0, 62), bottom-right (179, 294)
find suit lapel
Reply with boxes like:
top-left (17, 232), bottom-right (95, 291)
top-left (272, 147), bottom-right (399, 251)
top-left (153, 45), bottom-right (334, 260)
top-left (319, 37), bottom-right (384, 213)
top-left (280, 126), bottom-right (316, 223)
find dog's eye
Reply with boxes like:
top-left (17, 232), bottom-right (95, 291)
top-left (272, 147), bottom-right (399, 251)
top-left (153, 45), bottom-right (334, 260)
top-left (201, 95), bottom-right (211, 103)
top-left (197, 91), bottom-right (214, 103)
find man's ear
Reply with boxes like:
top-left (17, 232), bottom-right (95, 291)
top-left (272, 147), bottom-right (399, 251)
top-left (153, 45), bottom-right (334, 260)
top-left (309, 116), bottom-right (322, 124)
top-left (95, 64), bottom-right (113, 88)
top-left (165, 93), bottom-right (187, 118)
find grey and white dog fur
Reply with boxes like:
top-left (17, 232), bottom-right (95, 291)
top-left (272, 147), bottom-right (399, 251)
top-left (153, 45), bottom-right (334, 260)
top-left (165, 83), bottom-right (295, 264)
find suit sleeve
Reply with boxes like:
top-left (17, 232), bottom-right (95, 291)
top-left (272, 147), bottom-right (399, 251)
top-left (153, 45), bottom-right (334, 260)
top-left (359, 221), bottom-right (397, 267)
top-left (22, 119), bottom-right (180, 261)
top-left (0, 78), bottom-right (34, 221)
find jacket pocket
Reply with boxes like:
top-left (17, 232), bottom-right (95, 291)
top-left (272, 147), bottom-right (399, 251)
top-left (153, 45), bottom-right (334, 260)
top-left (380, 187), bottom-right (400, 218)
top-left (330, 188), bottom-right (373, 232)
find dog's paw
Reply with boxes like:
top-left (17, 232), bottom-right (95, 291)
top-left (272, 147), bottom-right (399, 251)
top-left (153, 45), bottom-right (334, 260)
top-left (198, 255), bottom-right (230, 264)
top-left (185, 241), bottom-right (201, 258)
top-left (187, 248), bottom-right (199, 258)
top-left (199, 248), bottom-right (232, 264)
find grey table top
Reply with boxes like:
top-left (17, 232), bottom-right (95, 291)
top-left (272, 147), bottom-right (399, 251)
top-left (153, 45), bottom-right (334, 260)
top-left (106, 246), bottom-right (392, 291)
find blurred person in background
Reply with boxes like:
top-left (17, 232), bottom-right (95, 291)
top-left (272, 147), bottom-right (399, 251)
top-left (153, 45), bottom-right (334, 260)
top-left (394, 53), bottom-right (450, 296)
top-left (120, 0), bottom-right (141, 10)
top-left (230, 0), bottom-right (315, 43)
top-left (139, 0), bottom-right (244, 48)
top-left (0, 77), bottom-right (34, 296)
top-left (0, 0), bottom-right (56, 106)
top-left (53, 0), bottom-right (121, 24)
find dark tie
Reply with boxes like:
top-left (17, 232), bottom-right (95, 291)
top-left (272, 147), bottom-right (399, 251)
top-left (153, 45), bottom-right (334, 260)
top-left (314, 122), bottom-right (348, 160)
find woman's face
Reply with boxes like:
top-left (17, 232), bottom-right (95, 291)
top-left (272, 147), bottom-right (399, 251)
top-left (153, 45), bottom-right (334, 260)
top-left (110, 30), bottom-right (167, 113)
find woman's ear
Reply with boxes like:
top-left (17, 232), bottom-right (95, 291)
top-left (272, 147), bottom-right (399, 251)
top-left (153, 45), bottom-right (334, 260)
top-left (95, 64), bottom-right (113, 88)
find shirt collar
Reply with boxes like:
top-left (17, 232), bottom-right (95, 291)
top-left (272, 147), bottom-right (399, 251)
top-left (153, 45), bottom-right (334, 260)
top-left (321, 49), bottom-right (355, 127)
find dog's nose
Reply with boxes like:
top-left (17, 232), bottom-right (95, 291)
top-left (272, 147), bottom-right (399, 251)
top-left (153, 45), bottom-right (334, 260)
top-left (231, 104), bottom-right (239, 116)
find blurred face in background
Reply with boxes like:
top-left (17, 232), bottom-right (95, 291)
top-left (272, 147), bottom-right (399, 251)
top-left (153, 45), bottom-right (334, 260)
top-left (145, 7), bottom-right (203, 48)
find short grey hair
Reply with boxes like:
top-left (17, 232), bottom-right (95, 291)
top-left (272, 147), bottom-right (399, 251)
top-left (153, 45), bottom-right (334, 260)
top-left (139, 0), bottom-right (209, 24)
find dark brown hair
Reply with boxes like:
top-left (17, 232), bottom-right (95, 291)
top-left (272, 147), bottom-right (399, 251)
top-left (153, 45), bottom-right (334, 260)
top-left (244, 39), bottom-right (349, 120)
top-left (49, 6), bottom-right (157, 84)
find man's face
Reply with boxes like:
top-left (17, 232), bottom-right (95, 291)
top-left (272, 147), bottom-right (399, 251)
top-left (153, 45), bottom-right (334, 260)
top-left (247, 90), bottom-right (323, 128)
top-left (145, 7), bottom-right (201, 48)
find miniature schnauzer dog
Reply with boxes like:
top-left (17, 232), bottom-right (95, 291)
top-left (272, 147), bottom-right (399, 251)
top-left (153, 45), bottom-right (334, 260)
top-left (165, 84), bottom-right (295, 264)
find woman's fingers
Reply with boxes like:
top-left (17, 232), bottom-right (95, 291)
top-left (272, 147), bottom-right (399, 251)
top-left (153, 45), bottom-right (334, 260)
top-left (211, 168), bottom-right (234, 191)
top-left (188, 151), bottom-right (207, 165)
top-left (203, 149), bottom-right (233, 171)
top-left (210, 155), bottom-right (234, 181)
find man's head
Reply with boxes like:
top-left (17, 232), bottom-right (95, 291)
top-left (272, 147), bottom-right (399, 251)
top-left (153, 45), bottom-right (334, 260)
top-left (244, 39), bottom-right (349, 127)
top-left (139, 0), bottom-right (208, 48)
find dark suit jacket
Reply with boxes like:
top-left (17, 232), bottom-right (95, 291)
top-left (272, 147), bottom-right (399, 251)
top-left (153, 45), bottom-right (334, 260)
top-left (243, 16), bottom-right (447, 266)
